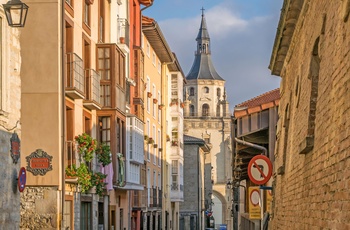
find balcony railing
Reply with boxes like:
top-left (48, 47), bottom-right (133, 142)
top-left (65, 141), bottom-right (78, 183)
top-left (66, 53), bottom-right (85, 99)
top-left (84, 69), bottom-right (101, 110)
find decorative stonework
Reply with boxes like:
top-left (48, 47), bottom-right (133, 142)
top-left (26, 149), bottom-right (53, 176)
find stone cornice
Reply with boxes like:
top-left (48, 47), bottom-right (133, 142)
top-left (269, 0), bottom-right (306, 76)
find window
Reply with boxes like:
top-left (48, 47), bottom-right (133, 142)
top-left (158, 129), bottom-right (161, 166)
top-left (63, 198), bottom-right (73, 230)
top-left (147, 120), bottom-right (150, 160)
top-left (81, 202), bottom-right (92, 230)
top-left (202, 104), bottom-right (209, 116)
top-left (189, 87), bottom-right (195, 96)
top-left (158, 91), bottom-right (161, 122)
top-left (152, 85), bottom-right (156, 117)
top-left (158, 60), bottom-right (161, 73)
top-left (147, 77), bottom-right (151, 112)
top-left (98, 0), bottom-right (105, 42)
top-left (83, 2), bottom-right (90, 27)
top-left (153, 125), bottom-right (156, 164)
top-left (190, 105), bottom-right (195, 116)
top-left (217, 88), bottom-right (221, 97)
top-left (99, 116), bottom-right (111, 146)
top-left (152, 52), bottom-right (156, 66)
top-left (203, 86), bottom-right (209, 94)
top-left (146, 42), bottom-right (150, 57)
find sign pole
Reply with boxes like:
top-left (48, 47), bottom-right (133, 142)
top-left (260, 187), bottom-right (263, 230)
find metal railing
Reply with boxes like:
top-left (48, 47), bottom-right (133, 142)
top-left (85, 69), bottom-right (101, 104)
top-left (66, 53), bottom-right (85, 94)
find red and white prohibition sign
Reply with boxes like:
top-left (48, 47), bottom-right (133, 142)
top-left (248, 155), bottom-right (273, 185)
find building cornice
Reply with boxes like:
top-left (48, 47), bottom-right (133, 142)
top-left (269, 0), bottom-right (305, 76)
top-left (142, 16), bottom-right (174, 63)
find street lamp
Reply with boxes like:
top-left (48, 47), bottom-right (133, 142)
top-left (3, 0), bottom-right (29, 27)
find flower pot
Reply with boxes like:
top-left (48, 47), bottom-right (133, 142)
top-left (147, 92), bottom-right (152, 98)
top-left (119, 37), bottom-right (125, 44)
top-left (153, 98), bottom-right (158, 104)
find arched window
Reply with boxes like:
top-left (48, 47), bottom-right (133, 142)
top-left (216, 104), bottom-right (221, 117)
top-left (217, 88), bottom-right (221, 97)
top-left (202, 104), bottom-right (209, 116)
top-left (189, 87), bottom-right (195, 96)
top-left (190, 105), bottom-right (195, 116)
top-left (203, 87), bottom-right (209, 94)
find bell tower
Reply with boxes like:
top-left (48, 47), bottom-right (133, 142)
top-left (183, 8), bottom-right (232, 229)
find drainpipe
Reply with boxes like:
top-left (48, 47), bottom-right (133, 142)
top-left (234, 138), bottom-right (267, 156)
top-left (60, 0), bottom-right (66, 227)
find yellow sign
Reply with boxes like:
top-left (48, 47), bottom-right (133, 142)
top-left (266, 190), bottom-right (272, 213)
top-left (248, 186), bottom-right (261, 220)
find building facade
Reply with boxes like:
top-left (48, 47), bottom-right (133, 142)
top-left (183, 11), bottom-right (232, 229)
top-left (181, 135), bottom-right (211, 230)
top-left (233, 89), bottom-right (279, 229)
top-left (0, 7), bottom-right (22, 229)
top-left (269, 0), bottom-right (350, 229)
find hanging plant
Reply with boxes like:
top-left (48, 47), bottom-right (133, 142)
top-left (147, 92), bottom-right (152, 98)
top-left (153, 143), bottom-right (158, 148)
top-left (144, 135), bottom-right (149, 141)
top-left (66, 163), bottom-right (93, 193)
top-left (96, 143), bottom-right (112, 166)
top-left (153, 98), bottom-right (158, 104)
top-left (158, 104), bottom-right (164, 110)
top-left (91, 172), bottom-right (107, 196)
top-left (75, 133), bottom-right (97, 162)
top-left (148, 137), bottom-right (154, 145)
top-left (166, 135), bottom-right (171, 142)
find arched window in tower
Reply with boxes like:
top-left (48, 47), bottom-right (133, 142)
top-left (216, 104), bottom-right (221, 117)
top-left (202, 104), bottom-right (209, 117)
top-left (198, 44), bottom-right (202, 53)
top-left (217, 88), bottom-right (221, 97)
top-left (190, 105), bottom-right (195, 116)
top-left (203, 87), bottom-right (209, 94)
top-left (189, 87), bottom-right (195, 96)
top-left (203, 44), bottom-right (206, 53)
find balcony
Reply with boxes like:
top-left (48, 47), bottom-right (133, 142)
top-left (66, 53), bottom-right (85, 99)
top-left (65, 140), bottom-right (78, 183)
top-left (170, 183), bottom-right (184, 202)
top-left (83, 69), bottom-right (101, 110)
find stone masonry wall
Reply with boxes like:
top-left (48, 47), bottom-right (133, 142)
top-left (272, 0), bottom-right (350, 229)
top-left (0, 131), bottom-right (20, 230)
top-left (20, 187), bottom-right (58, 230)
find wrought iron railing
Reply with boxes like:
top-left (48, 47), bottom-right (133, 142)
top-left (85, 69), bottom-right (101, 104)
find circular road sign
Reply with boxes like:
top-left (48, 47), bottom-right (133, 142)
top-left (18, 167), bottom-right (26, 192)
top-left (250, 189), bottom-right (260, 206)
top-left (248, 155), bottom-right (273, 185)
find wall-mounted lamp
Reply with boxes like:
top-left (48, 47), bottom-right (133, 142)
top-left (3, 0), bottom-right (29, 27)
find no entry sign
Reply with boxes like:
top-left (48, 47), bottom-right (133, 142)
top-left (248, 155), bottom-right (272, 185)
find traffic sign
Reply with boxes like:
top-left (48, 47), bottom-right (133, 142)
top-left (18, 167), bottom-right (26, 192)
top-left (248, 155), bottom-right (273, 185)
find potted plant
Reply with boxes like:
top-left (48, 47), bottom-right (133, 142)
top-left (119, 36), bottom-right (125, 44)
top-left (171, 140), bottom-right (178, 146)
top-left (147, 92), bottom-right (152, 98)
top-left (148, 137), bottom-right (154, 145)
top-left (75, 163), bottom-right (92, 193)
top-left (91, 171), bottom-right (107, 196)
top-left (153, 98), bottom-right (158, 104)
top-left (96, 143), bottom-right (112, 166)
top-left (158, 148), bottom-right (162, 152)
top-left (158, 104), bottom-right (164, 110)
top-left (144, 135), bottom-right (149, 141)
top-left (153, 144), bottom-right (158, 148)
top-left (75, 133), bottom-right (97, 162)
top-left (166, 135), bottom-right (170, 142)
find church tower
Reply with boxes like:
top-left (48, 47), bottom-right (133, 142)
top-left (184, 9), bottom-right (232, 228)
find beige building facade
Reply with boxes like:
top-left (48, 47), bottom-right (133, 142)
top-left (0, 7), bottom-right (22, 229)
top-left (270, 0), bottom-right (350, 229)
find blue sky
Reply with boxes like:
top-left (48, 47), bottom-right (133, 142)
top-left (144, 0), bottom-right (283, 108)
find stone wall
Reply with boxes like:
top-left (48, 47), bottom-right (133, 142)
top-left (20, 187), bottom-right (58, 230)
top-left (271, 0), bottom-right (350, 229)
top-left (0, 130), bottom-right (20, 230)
